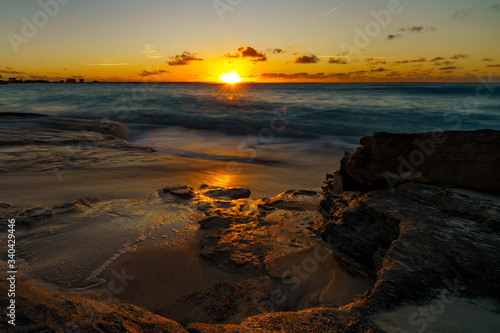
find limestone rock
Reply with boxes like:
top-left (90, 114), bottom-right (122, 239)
top-left (344, 130), bottom-right (500, 193)
top-left (204, 187), bottom-right (251, 200)
top-left (163, 185), bottom-right (195, 198)
top-left (319, 182), bottom-right (500, 306)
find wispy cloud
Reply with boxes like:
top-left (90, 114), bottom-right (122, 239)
top-left (0, 67), bottom-right (26, 74)
top-left (398, 26), bottom-right (437, 32)
top-left (139, 70), bottom-right (169, 77)
top-left (143, 44), bottom-right (164, 59)
top-left (450, 54), bottom-right (469, 60)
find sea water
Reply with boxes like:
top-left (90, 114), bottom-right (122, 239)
top-left (1, 82), bottom-right (499, 194)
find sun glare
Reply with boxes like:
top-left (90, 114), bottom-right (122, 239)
top-left (220, 72), bottom-right (243, 84)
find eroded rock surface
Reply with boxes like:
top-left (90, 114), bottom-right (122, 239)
top-left (341, 130), bottom-right (500, 193)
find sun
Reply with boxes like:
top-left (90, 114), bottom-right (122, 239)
top-left (219, 72), bottom-right (243, 84)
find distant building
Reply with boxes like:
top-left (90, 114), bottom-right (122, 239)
top-left (59, 80), bottom-right (65, 83)
top-left (8, 78), bottom-right (17, 82)
top-left (79, 79), bottom-right (84, 83)
top-left (66, 78), bottom-right (77, 83)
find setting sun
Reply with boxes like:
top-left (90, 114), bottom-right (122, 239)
top-left (219, 72), bottom-right (243, 84)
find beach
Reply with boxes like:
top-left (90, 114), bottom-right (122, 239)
top-left (1, 83), bottom-right (500, 332)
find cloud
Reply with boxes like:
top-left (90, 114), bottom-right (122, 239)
top-left (238, 46), bottom-right (267, 62)
top-left (260, 71), bottom-right (367, 80)
top-left (387, 34), bottom-right (402, 40)
top-left (143, 44), bottom-right (164, 59)
top-left (0, 67), bottom-right (26, 74)
top-left (393, 60), bottom-right (409, 65)
top-left (486, 64), bottom-right (500, 67)
top-left (482, 58), bottom-right (494, 61)
top-left (294, 54), bottom-right (320, 64)
top-left (328, 57), bottom-right (348, 64)
top-left (168, 52), bottom-right (203, 66)
top-left (431, 57), bottom-right (445, 61)
top-left (410, 58), bottom-right (427, 63)
top-left (450, 54), bottom-right (469, 60)
top-left (398, 26), bottom-right (437, 32)
top-left (371, 67), bottom-right (388, 72)
top-left (267, 48), bottom-right (285, 54)
top-left (85, 63), bottom-right (135, 66)
top-left (452, 8), bottom-right (476, 20)
top-left (487, 4), bottom-right (500, 12)
top-left (292, 52), bottom-right (299, 56)
top-left (367, 58), bottom-right (387, 65)
top-left (139, 70), bottom-right (169, 76)
top-left (439, 66), bottom-right (458, 70)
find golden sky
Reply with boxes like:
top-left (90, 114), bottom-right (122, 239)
top-left (1, 0), bottom-right (500, 82)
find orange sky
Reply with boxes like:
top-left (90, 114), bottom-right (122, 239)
top-left (1, 0), bottom-right (500, 82)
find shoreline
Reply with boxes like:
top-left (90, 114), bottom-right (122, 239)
top-left (1, 115), bottom-right (499, 332)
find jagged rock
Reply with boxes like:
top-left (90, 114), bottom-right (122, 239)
top-left (204, 187), bottom-right (251, 200)
top-left (0, 281), bottom-right (187, 333)
top-left (345, 130), bottom-right (500, 193)
top-left (163, 185), bottom-right (195, 198)
top-left (319, 182), bottom-right (500, 306)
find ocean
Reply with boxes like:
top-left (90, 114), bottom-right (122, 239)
top-left (2, 82), bottom-right (500, 195)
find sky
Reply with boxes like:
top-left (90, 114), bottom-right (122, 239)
top-left (1, 0), bottom-right (500, 82)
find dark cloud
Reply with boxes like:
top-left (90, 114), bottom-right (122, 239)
top-left (139, 70), bottom-right (169, 76)
top-left (410, 58), bottom-right (427, 63)
top-left (482, 58), bottom-right (494, 61)
top-left (393, 60), bottom-right (409, 64)
top-left (328, 57), bottom-right (348, 64)
top-left (267, 48), bottom-right (285, 54)
top-left (168, 52), bottom-right (203, 66)
top-left (224, 52), bottom-right (240, 59)
top-left (434, 60), bottom-right (455, 66)
top-left (237, 46), bottom-right (267, 62)
top-left (450, 54), bottom-right (469, 60)
top-left (398, 26), bottom-right (437, 32)
top-left (0, 67), bottom-right (26, 74)
top-left (294, 54), bottom-right (320, 64)
top-left (431, 57), bottom-right (445, 61)
top-left (487, 64), bottom-right (500, 67)
top-left (439, 66), bottom-right (458, 70)
top-left (387, 34), bottom-right (402, 40)
top-left (371, 67), bottom-right (388, 72)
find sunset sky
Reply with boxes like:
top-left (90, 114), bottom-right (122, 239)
top-left (1, 0), bottom-right (500, 82)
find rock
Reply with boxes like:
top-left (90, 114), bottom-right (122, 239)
top-left (204, 188), bottom-right (251, 200)
top-left (18, 207), bottom-right (52, 219)
top-left (0, 281), bottom-right (188, 333)
top-left (319, 182), bottom-right (500, 305)
top-left (344, 130), bottom-right (500, 193)
top-left (163, 185), bottom-right (195, 198)
top-left (198, 217), bottom-right (235, 229)
top-left (0, 202), bottom-right (13, 207)
top-left (324, 151), bottom-right (386, 195)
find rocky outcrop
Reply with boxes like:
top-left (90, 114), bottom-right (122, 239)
top-left (319, 130), bottom-right (500, 309)
top-left (338, 130), bottom-right (500, 193)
